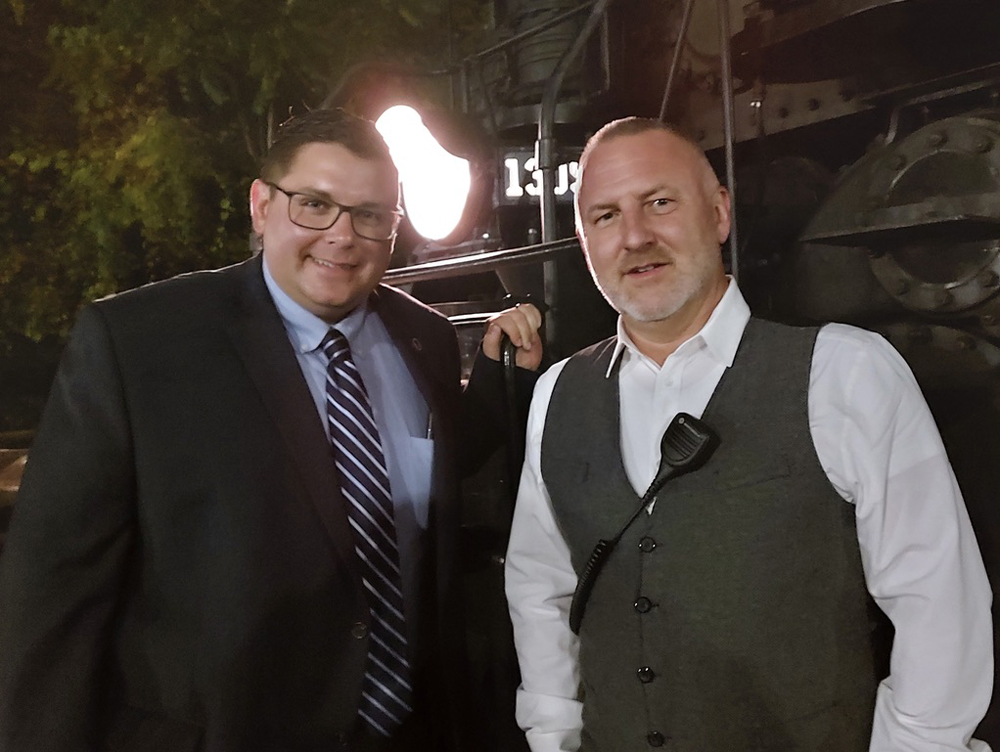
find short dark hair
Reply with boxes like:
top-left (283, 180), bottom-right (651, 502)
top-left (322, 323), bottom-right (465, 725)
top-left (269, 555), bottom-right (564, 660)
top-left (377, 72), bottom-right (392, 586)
top-left (259, 108), bottom-right (396, 183)
top-left (579, 117), bottom-right (699, 172)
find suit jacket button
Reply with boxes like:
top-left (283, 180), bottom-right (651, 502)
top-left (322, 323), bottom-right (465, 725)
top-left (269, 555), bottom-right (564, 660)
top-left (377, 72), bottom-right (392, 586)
top-left (351, 622), bottom-right (368, 639)
top-left (638, 536), bottom-right (657, 553)
top-left (647, 731), bottom-right (666, 747)
top-left (411, 338), bottom-right (423, 352)
top-left (634, 596), bottom-right (653, 613)
top-left (637, 666), bottom-right (655, 683)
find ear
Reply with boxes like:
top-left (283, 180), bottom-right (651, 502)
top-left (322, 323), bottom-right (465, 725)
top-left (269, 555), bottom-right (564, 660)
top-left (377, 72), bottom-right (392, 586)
top-left (249, 179), bottom-right (272, 236)
top-left (714, 185), bottom-right (732, 245)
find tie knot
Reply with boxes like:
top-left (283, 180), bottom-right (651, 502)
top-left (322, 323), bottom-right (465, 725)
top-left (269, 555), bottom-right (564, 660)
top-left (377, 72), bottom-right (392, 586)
top-left (321, 329), bottom-right (351, 363)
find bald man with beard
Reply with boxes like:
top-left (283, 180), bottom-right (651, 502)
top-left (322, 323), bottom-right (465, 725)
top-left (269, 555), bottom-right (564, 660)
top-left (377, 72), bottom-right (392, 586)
top-left (504, 117), bottom-right (993, 752)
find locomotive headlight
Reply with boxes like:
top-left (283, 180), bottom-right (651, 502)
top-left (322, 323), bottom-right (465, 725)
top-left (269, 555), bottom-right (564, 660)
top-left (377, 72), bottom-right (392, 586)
top-left (376, 105), bottom-right (472, 241)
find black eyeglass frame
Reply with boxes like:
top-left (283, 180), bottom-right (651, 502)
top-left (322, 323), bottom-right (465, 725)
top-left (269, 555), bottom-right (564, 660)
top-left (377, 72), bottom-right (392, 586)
top-left (265, 181), bottom-right (404, 241)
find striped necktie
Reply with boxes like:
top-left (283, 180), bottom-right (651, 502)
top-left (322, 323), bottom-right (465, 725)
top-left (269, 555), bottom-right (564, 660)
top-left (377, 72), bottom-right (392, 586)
top-left (322, 329), bottom-right (413, 737)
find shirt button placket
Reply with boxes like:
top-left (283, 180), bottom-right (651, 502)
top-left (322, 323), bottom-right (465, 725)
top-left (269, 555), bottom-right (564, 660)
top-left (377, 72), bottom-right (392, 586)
top-left (637, 537), bottom-right (659, 741)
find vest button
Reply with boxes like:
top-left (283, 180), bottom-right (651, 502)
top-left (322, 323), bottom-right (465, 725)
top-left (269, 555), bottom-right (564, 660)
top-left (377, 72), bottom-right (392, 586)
top-left (634, 596), bottom-right (653, 613)
top-left (647, 731), bottom-right (666, 747)
top-left (638, 536), bottom-right (657, 553)
top-left (350, 622), bottom-right (368, 639)
top-left (636, 666), bottom-right (655, 683)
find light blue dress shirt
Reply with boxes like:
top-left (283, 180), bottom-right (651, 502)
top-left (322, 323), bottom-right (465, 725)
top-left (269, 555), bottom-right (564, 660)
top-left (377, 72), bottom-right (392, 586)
top-left (262, 260), bottom-right (434, 652)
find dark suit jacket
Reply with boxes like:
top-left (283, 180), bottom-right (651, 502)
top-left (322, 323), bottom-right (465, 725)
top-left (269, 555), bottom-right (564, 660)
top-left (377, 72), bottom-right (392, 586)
top-left (0, 255), bottom-right (483, 752)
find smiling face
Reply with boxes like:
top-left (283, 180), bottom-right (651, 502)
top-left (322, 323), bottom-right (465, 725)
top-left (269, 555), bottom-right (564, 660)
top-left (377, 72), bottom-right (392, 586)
top-left (575, 127), bottom-right (731, 351)
top-left (250, 141), bottom-right (400, 323)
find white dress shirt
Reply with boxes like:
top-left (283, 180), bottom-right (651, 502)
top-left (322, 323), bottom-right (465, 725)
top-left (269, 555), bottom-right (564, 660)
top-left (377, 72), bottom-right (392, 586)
top-left (505, 279), bottom-right (994, 752)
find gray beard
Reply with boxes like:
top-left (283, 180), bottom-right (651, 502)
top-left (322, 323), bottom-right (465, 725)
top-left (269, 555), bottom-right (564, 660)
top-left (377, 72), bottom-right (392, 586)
top-left (592, 273), bottom-right (692, 324)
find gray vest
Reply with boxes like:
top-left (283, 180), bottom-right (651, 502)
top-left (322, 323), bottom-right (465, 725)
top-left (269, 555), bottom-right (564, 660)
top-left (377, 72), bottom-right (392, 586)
top-left (541, 318), bottom-right (881, 752)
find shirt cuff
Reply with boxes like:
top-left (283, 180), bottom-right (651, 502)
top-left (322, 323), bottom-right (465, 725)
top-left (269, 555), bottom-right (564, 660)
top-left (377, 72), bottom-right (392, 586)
top-left (516, 688), bottom-right (583, 752)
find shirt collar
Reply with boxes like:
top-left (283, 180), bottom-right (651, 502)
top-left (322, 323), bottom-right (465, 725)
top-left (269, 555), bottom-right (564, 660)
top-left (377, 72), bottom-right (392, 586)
top-left (604, 277), bottom-right (751, 378)
top-left (262, 255), bottom-right (369, 354)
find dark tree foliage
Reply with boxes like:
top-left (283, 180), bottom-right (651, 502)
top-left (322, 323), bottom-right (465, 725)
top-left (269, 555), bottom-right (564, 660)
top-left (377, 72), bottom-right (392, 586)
top-left (0, 0), bottom-right (488, 431)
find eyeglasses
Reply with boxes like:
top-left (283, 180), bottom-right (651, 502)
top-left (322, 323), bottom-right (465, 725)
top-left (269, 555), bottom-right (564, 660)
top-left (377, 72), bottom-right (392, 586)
top-left (266, 182), bottom-right (404, 241)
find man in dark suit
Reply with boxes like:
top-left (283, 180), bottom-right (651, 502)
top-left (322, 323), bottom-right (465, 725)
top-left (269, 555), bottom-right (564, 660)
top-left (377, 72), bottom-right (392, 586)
top-left (0, 109), bottom-right (542, 752)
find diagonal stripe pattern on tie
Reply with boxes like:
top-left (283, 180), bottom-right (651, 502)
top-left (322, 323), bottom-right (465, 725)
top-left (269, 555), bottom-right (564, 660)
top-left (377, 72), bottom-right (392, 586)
top-left (322, 329), bottom-right (413, 737)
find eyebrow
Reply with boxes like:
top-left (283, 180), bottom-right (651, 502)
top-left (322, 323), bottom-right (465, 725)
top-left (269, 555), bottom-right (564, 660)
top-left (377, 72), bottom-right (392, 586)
top-left (283, 185), bottom-right (334, 201)
top-left (585, 184), bottom-right (672, 213)
top-left (638, 184), bottom-right (672, 201)
top-left (286, 186), bottom-right (392, 210)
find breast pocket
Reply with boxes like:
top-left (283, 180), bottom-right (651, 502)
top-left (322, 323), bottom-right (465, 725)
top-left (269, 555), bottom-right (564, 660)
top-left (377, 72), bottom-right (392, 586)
top-left (399, 436), bottom-right (434, 527)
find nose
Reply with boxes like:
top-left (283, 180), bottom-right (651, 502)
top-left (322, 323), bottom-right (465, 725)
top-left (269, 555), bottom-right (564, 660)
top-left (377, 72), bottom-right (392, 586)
top-left (323, 209), bottom-right (356, 243)
top-left (619, 206), bottom-right (655, 252)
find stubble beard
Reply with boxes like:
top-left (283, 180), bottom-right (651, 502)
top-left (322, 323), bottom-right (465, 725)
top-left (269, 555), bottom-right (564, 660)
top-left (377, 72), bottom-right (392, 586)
top-left (590, 258), bottom-right (704, 324)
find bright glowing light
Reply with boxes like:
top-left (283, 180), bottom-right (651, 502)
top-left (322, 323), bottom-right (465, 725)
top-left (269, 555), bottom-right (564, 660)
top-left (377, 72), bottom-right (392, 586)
top-left (376, 105), bottom-right (471, 240)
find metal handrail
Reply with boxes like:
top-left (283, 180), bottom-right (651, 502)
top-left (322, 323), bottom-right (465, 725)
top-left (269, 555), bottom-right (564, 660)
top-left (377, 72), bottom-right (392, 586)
top-left (538, 0), bottom-right (616, 245)
top-left (658, 0), bottom-right (698, 121)
top-left (383, 237), bottom-right (580, 286)
top-left (718, 0), bottom-right (739, 280)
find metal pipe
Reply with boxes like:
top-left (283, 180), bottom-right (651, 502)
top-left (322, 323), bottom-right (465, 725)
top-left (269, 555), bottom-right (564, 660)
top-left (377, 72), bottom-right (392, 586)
top-left (717, 0), bottom-right (739, 280)
top-left (536, 0), bottom-right (615, 350)
top-left (658, 0), bottom-right (698, 122)
top-left (467, 1), bottom-right (595, 61)
top-left (538, 0), bottom-right (614, 243)
top-left (383, 238), bottom-right (580, 286)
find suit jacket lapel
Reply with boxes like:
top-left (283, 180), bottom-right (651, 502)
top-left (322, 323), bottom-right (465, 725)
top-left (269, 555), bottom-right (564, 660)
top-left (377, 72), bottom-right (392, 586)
top-left (224, 256), bottom-right (364, 593)
top-left (372, 285), bottom-right (451, 423)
